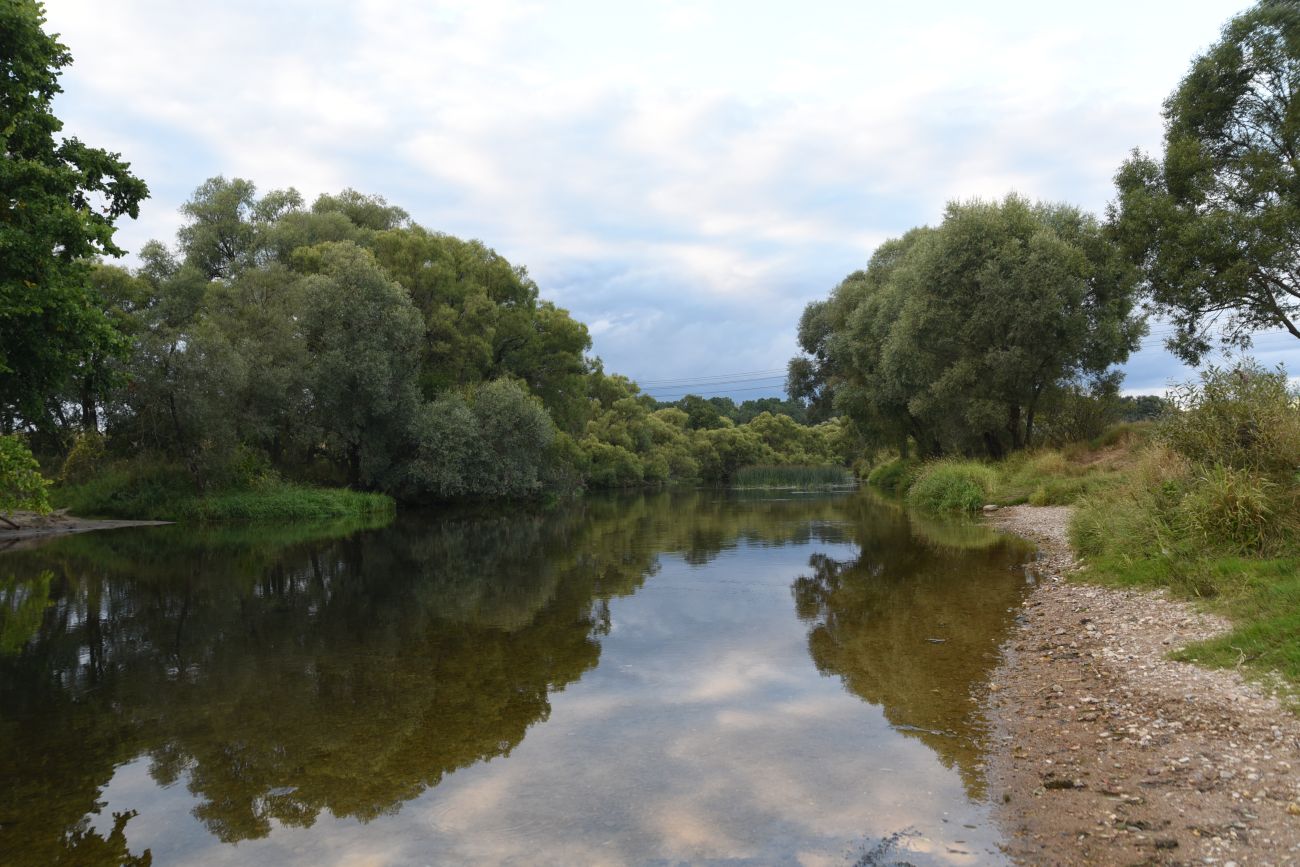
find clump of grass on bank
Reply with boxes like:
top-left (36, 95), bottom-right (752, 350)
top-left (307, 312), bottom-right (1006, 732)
top-left (55, 459), bottom-right (394, 523)
top-left (730, 464), bottom-right (853, 489)
top-left (905, 459), bottom-right (998, 512)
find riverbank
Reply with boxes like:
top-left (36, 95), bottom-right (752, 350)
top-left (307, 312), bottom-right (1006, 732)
top-left (984, 505), bottom-right (1300, 865)
top-left (0, 509), bottom-right (170, 548)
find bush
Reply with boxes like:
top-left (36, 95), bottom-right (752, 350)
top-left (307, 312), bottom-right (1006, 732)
top-left (58, 432), bottom-right (107, 485)
top-left (906, 459), bottom-right (999, 513)
top-left (0, 435), bottom-right (52, 520)
top-left (1161, 361), bottom-right (1300, 477)
top-left (866, 458), bottom-right (919, 494)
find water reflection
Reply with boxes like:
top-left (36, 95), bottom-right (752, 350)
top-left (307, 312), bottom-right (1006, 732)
top-left (792, 499), bottom-right (1033, 797)
top-left (0, 491), bottom-right (1031, 865)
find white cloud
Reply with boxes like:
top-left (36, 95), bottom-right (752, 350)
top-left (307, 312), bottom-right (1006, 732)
top-left (44, 0), bottom-right (1292, 389)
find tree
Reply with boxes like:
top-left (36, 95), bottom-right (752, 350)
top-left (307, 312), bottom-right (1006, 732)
top-left (299, 242), bottom-right (425, 487)
top-left (792, 197), bottom-right (1145, 457)
top-left (1110, 1), bottom-right (1300, 363)
top-left (0, 1), bottom-right (148, 429)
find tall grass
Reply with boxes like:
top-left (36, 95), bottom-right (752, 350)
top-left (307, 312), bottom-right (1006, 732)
top-left (905, 459), bottom-right (999, 512)
top-left (55, 459), bottom-right (395, 523)
top-left (730, 464), bottom-right (853, 489)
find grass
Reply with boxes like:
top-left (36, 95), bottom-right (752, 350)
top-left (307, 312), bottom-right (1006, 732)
top-left (730, 464), bottom-right (853, 489)
top-left (865, 430), bottom-right (1141, 512)
top-left (905, 459), bottom-right (999, 512)
top-left (55, 460), bottom-right (395, 524)
top-left (1068, 438), bottom-right (1300, 691)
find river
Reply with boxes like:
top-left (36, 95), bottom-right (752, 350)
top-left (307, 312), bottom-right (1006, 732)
top-left (0, 489), bottom-right (1034, 866)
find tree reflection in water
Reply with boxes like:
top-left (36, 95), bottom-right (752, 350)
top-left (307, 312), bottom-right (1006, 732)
top-left (0, 491), bottom-right (1030, 865)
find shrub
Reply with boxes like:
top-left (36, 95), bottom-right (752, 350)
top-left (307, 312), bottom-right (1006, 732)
top-left (866, 458), bottom-right (919, 494)
top-left (1161, 360), bottom-right (1300, 477)
top-left (58, 432), bottom-right (107, 485)
top-left (906, 459), bottom-right (999, 513)
top-left (0, 435), bottom-right (52, 522)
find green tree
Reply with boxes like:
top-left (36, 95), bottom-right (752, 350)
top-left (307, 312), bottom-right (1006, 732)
top-left (299, 243), bottom-right (424, 487)
top-left (793, 197), bottom-right (1144, 457)
top-left (0, 1), bottom-right (148, 430)
top-left (1110, 1), bottom-right (1300, 362)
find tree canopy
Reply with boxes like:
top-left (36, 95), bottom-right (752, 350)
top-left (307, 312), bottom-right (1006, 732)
top-left (790, 196), bottom-right (1145, 457)
top-left (0, 0), bottom-right (147, 430)
top-left (1110, 0), bottom-right (1300, 362)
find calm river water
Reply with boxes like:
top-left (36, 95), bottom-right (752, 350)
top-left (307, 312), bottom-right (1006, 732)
top-left (0, 489), bottom-right (1034, 866)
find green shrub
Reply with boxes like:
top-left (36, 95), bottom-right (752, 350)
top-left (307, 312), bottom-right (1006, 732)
top-left (58, 432), bottom-right (107, 486)
top-left (906, 459), bottom-right (999, 513)
top-left (0, 435), bottom-right (51, 521)
top-left (1161, 361), bottom-right (1300, 476)
top-left (866, 458), bottom-right (919, 494)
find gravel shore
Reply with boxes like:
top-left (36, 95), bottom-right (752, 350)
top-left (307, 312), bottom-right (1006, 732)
top-left (983, 505), bottom-right (1300, 865)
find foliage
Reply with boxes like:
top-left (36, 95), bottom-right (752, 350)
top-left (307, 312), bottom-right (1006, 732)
top-left (1109, 1), bottom-right (1300, 362)
top-left (791, 196), bottom-right (1144, 459)
top-left (0, 435), bottom-right (51, 520)
top-left (1160, 360), bottom-right (1300, 476)
top-left (865, 458), bottom-right (919, 494)
top-left (58, 431), bottom-right (106, 485)
top-left (55, 458), bottom-right (393, 523)
top-left (905, 460), bottom-right (999, 513)
top-left (1068, 363), bottom-right (1300, 686)
top-left (0, 1), bottom-right (147, 430)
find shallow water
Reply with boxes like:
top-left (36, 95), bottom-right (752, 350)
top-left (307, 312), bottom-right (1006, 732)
top-left (0, 489), bottom-right (1033, 866)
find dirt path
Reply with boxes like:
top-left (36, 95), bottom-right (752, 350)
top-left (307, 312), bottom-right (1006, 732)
top-left (984, 505), bottom-right (1300, 866)
top-left (0, 510), bottom-right (169, 550)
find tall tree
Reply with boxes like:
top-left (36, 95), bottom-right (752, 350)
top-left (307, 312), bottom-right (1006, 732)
top-left (1110, 0), bottom-right (1300, 362)
top-left (0, 1), bottom-right (148, 430)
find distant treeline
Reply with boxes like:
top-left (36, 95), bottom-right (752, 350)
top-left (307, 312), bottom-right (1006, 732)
top-left (17, 178), bottom-right (853, 507)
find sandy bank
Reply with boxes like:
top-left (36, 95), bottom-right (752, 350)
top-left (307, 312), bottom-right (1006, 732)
top-left (984, 504), bottom-right (1300, 865)
top-left (0, 510), bottom-right (170, 550)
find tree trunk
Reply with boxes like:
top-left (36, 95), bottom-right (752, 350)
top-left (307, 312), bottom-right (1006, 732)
top-left (81, 382), bottom-right (98, 433)
top-left (347, 442), bottom-right (362, 488)
top-left (983, 431), bottom-right (1005, 459)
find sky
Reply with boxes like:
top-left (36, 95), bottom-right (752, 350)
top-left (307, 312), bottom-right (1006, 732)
top-left (42, 0), bottom-right (1299, 399)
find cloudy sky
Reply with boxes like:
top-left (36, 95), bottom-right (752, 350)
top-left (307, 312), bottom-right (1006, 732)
top-left (44, 0), bottom-right (1297, 398)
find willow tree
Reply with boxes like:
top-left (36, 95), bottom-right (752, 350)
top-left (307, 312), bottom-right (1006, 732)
top-left (791, 196), bottom-right (1145, 457)
top-left (1110, 1), bottom-right (1300, 362)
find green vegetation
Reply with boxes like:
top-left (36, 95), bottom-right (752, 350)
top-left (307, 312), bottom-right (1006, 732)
top-left (865, 429), bottom-right (1137, 512)
top-left (1069, 363), bottom-right (1300, 685)
top-left (790, 195), bottom-right (1144, 459)
top-left (905, 460), bottom-right (1000, 513)
top-left (56, 462), bottom-right (393, 523)
top-left (0, 1), bottom-right (148, 429)
top-left (1111, 1), bottom-right (1300, 361)
top-left (0, 436), bottom-right (51, 527)
top-left (729, 465), bottom-right (853, 489)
